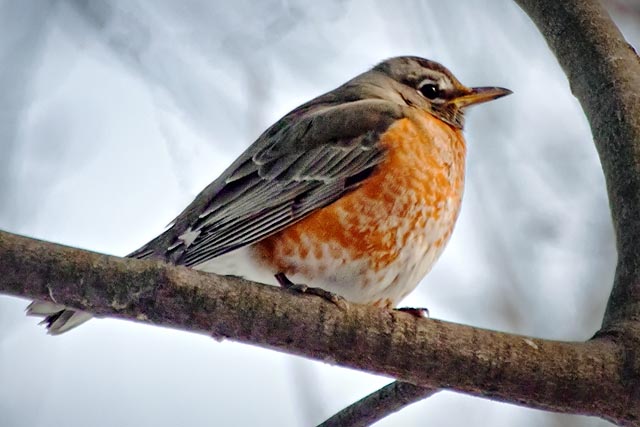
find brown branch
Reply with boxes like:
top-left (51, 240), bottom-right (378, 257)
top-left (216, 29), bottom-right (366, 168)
top-left (316, 382), bottom-right (438, 427)
top-left (516, 0), bottom-right (640, 335)
top-left (1, 229), bottom-right (638, 425)
top-left (320, 0), bottom-right (640, 423)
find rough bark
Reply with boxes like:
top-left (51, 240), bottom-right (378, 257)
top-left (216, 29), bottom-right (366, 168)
top-left (0, 229), bottom-right (638, 425)
top-left (317, 382), bottom-right (438, 427)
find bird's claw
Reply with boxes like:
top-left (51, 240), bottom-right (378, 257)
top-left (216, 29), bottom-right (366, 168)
top-left (394, 307), bottom-right (430, 318)
top-left (275, 272), bottom-right (348, 310)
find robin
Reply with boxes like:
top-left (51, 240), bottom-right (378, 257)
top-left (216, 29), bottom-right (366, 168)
top-left (28, 56), bottom-right (511, 334)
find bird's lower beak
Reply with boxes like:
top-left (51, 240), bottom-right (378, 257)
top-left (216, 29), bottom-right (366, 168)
top-left (451, 86), bottom-right (512, 108)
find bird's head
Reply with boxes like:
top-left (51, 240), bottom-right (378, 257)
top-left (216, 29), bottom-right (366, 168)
top-left (369, 56), bottom-right (512, 129)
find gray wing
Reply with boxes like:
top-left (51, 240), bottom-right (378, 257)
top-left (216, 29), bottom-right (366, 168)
top-left (129, 96), bottom-right (404, 267)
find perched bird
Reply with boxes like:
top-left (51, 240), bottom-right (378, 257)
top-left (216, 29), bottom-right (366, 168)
top-left (28, 56), bottom-right (511, 334)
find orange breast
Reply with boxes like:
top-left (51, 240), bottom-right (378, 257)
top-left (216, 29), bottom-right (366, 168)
top-left (253, 111), bottom-right (466, 290)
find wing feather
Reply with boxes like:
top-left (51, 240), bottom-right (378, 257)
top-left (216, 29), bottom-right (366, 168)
top-left (128, 95), bottom-right (404, 267)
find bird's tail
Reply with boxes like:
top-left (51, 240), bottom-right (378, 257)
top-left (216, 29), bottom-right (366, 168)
top-left (26, 301), bottom-right (92, 335)
top-left (26, 241), bottom-right (155, 335)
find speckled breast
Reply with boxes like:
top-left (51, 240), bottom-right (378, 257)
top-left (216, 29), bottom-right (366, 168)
top-left (253, 110), bottom-right (466, 307)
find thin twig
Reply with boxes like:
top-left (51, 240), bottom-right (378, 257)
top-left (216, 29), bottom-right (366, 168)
top-left (317, 382), bottom-right (437, 427)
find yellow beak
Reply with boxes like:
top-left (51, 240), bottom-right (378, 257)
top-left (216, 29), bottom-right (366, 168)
top-left (451, 86), bottom-right (512, 108)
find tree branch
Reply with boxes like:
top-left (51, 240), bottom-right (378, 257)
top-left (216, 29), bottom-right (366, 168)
top-left (1, 229), bottom-right (638, 425)
top-left (320, 0), bottom-right (640, 423)
top-left (514, 0), bottom-right (640, 330)
top-left (317, 382), bottom-right (438, 427)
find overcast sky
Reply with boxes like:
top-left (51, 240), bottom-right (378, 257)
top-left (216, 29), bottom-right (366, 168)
top-left (1, 1), bottom-right (639, 426)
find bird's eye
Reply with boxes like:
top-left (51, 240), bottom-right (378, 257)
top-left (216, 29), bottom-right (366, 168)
top-left (419, 83), bottom-right (441, 100)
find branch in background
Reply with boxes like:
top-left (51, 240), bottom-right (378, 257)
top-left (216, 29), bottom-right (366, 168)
top-left (0, 229), bottom-right (638, 425)
top-left (317, 382), bottom-right (437, 427)
top-left (514, 0), bottom-right (640, 330)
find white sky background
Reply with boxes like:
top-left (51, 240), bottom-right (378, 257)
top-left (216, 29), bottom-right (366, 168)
top-left (1, 1), bottom-right (638, 426)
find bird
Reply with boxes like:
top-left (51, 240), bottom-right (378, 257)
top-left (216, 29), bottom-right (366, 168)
top-left (27, 56), bottom-right (511, 334)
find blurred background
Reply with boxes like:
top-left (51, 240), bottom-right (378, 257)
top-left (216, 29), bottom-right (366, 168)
top-left (1, 0), bottom-right (638, 426)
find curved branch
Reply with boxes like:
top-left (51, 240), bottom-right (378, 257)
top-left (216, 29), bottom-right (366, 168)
top-left (317, 382), bottom-right (437, 427)
top-left (0, 229), bottom-right (637, 425)
top-left (514, 0), bottom-right (640, 329)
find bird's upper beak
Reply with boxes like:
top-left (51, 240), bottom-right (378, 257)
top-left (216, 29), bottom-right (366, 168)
top-left (450, 86), bottom-right (512, 108)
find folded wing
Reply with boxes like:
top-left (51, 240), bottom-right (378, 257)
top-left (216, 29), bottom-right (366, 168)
top-left (129, 97), bottom-right (404, 267)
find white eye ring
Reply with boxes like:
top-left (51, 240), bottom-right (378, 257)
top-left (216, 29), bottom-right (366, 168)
top-left (418, 82), bottom-right (440, 99)
top-left (417, 79), bottom-right (445, 103)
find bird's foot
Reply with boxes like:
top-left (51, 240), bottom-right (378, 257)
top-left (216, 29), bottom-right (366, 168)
top-left (274, 272), bottom-right (348, 310)
top-left (394, 307), bottom-right (430, 318)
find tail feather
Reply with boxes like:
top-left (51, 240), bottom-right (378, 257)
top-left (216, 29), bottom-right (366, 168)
top-left (26, 301), bottom-right (92, 335)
